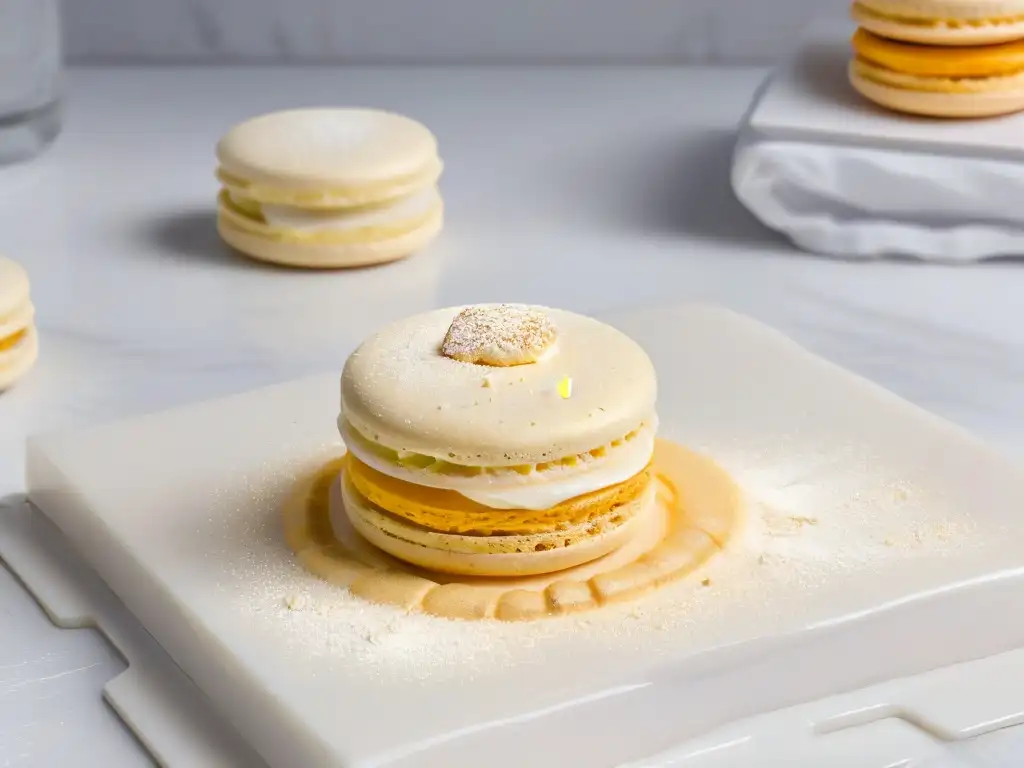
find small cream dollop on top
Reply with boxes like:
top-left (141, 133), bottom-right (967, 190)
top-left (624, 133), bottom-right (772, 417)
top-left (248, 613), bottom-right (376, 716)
top-left (441, 304), bottom-right (557, 367)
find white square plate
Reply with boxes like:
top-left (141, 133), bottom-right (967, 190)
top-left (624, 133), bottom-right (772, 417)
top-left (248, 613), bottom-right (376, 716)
top-left (25, 304), bottom-right (1024, 768)
top-left (750, 21), bottom-right (1024, 161)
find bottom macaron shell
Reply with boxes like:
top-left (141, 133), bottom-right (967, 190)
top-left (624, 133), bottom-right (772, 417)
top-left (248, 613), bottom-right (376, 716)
top-left (0, 325), bottom-right (38, 390)
top-left (217, 205), bottom-right (442, 269)
top-left (342, 470), bottom-right (655, 577)
top-left (849, 64), bottom-right (1024, 117)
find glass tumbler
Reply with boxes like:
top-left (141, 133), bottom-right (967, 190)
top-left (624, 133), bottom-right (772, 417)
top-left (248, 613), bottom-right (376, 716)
top-left (0, 0), bottom-right (62, 164)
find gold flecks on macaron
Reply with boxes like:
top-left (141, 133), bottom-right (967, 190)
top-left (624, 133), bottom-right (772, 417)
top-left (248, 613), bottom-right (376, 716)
top-left (441, 304), bottom-right (557, 367)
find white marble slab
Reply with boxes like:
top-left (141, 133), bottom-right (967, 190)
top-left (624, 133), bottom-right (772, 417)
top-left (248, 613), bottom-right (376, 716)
top-left (61, 0), bottom-right (847, 64)
top-left (24, 304), bottom-right (1024, 767)
top-left (1, 65), bottom-right (1023, 766)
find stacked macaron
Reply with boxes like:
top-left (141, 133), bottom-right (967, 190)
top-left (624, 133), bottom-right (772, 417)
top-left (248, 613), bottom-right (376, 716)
top-left (0, 257), bottom-right (38, 390)
top-left (216, 108), bottom-right (443, 269)
top-left (338, 304), bottom-right (659, 577)
top-left (850, 0), bottom-right (1024, 117)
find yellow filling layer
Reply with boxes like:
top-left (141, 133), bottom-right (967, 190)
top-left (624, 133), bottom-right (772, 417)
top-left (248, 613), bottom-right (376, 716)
top-left (349, 479), bottom-right (646, 556)
top-left (345, 421), bottom-right (647, 478)
top-left (346, 454), bottom-right (651, 537)
top-left (855, 1), bottom-right (1024, 27)
top-left (218, 190), bottom-right (439, 245)
top-left (216, 164), bottom-right (440, 208)
top-left (0, 329), bottom-right (26, 353)
top-left (852, 28), bottom-right (1024, 76)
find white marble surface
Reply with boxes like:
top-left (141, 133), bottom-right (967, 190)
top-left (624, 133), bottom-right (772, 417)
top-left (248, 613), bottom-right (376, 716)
top-left (0, 65), bottom-right (1023, 766)
top-left (62, 0), bottom-right (845, 64)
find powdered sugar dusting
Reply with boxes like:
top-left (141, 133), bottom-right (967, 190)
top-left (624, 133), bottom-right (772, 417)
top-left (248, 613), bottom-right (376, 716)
top-left (205, 440), bottom-right (999, 687)
top-left (626, 441), bottom-right (992, 643)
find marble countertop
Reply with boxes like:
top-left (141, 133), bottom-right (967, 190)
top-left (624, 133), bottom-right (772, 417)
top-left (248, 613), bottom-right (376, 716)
top-left (1, 66), bottom-right (1023, 767)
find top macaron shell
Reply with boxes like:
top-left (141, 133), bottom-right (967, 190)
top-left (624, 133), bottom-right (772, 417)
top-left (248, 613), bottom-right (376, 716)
top-left (341, 306), bottom-right (658, 467)
top-left (852, 0), bottom-right (1024, 45)
top-left (216, 108), bottom-right (441, 204)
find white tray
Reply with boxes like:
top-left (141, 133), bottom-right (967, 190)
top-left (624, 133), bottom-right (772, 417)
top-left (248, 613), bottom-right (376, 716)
top-left (17, 303), bottom-right (1024, 767)
top-left (4, 494), bottom-right (1024, 768)
top-left (748, 20), bottom-right (1024, 160)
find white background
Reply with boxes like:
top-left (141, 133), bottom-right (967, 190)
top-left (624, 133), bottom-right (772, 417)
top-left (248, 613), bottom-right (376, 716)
top-left (62, 0), bottom-right (846, 64)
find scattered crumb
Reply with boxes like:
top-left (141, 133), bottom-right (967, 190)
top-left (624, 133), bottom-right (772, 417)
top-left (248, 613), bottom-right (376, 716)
top-left (701, 578), bottom-right (711, 587)
top-left (763, 509), bottom-right (820, 538)
top-left (285, 593), bottom-right (309, 611)
top-left (481, 376), bottom-right (492, 388)
top-left (877, 520), bottom-right (974, 552)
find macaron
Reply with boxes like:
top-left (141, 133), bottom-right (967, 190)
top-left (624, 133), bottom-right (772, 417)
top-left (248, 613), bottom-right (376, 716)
top-left (0, 257), bottom-right (38, 390)
top-left (216, 108), bottom-right (443, 269)
top-left (849, 28), bottom-right (1024, 117)
top-left (338, 304), bottom-right (659, 577)
top-left (851, 0), bottom-right (1024, 45)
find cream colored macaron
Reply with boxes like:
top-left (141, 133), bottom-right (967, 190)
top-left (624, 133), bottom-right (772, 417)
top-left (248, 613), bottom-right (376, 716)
top-left (852, 0), bottom-right (1024, 45)
top-left (338, 304), bottom-right (659, 577)
top-left (0, 257), bottom-right (38, 390)
top-left (215, 108), bottom-right (444, 269)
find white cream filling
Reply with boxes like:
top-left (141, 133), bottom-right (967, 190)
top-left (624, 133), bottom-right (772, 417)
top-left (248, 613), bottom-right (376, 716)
top-left (457, 441), bottom-right (653, 508)
top-left (340, 418), bottom-right (656, 511)
top-left (238, 186), bottom-right (440, 234)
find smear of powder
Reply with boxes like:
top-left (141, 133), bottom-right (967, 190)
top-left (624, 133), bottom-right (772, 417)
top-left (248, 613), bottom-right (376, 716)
top-left (208, 441), bottom-right (996, 686)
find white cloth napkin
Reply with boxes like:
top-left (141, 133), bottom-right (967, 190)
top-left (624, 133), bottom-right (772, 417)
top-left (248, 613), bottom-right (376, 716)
top-left (731, 134), bottom-right (1024, 262)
